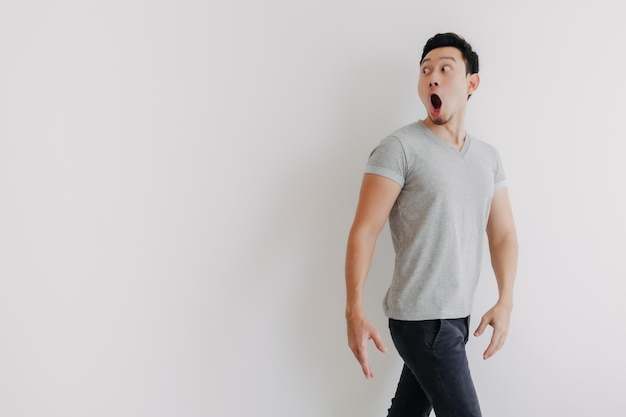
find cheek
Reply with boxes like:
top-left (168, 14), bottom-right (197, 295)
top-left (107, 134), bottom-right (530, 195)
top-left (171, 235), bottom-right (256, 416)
top-left (417, 78), bottom-right (431, 94)
top-left (417, 83), bottom-right (426, 97)
top-left (452, 80), bottom-right (470, 98)
top-left (417, 89), bottom-right (430, 106)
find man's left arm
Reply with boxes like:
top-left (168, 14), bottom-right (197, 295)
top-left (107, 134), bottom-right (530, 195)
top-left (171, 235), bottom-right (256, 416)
top-left (474, 187), bottom-right (518, 359)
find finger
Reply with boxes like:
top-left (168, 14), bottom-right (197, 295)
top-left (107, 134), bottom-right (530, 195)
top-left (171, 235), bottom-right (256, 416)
top-left (474, 315), bottom-right (490, 337)
top-left (483, 337), bottom-right (498, 359)
top-left (483, 330), bottom-right (506, 359)
top-left (371, 331), bottom-right (387, 353)
top-left (357, 348), bottom-right (373, 378)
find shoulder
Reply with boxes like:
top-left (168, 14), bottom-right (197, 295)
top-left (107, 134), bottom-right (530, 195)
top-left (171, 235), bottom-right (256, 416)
top-left (371, 121), bottom-right (420, 154)
top-left (469, 134), bottom-right (501, 160)
top-left (388, 121), bottom-right (426, 144)
top-left (375, 121), bottom-right (431, 156)
top-left (467, 134), bottom-right (507, 182)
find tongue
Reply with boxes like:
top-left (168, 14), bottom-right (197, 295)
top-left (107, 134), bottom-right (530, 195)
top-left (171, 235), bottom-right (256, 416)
top-left (431, 95), bottom-right (442, 109)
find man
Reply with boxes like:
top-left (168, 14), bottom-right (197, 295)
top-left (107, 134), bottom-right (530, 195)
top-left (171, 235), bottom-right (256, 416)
top-left (345, 33), bottom-right (518, 417)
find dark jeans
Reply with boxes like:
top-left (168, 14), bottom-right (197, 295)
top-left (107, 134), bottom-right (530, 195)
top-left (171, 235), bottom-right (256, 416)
top-left (387, 317), bottom-right (482, 417)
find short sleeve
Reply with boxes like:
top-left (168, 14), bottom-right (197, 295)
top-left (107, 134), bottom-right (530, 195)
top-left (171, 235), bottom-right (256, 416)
top-left (493, 148), bottom-right (507, 191)
top-left (365, 136), bottom-right (406, 187)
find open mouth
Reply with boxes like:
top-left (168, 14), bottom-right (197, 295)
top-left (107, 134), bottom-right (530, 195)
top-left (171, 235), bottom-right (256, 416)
top-left (430, 94), bottom-right (442, 110)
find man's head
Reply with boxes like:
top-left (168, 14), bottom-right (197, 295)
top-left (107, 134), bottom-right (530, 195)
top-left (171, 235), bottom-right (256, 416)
top-left (418, 33), bottom-right (480, 126)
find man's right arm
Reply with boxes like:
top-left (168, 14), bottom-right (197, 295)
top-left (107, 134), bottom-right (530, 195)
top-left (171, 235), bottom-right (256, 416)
top-left (345, 173), bottom-right (402, 378)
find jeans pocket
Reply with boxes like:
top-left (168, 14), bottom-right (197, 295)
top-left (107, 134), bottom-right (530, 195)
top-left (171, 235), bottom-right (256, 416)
top-left (390, 319), bottom-right (443, 360)
top-left (464, 315), bottom-right (471, 344)
top-left (424, 319), bottom-right (443, 351)
top-left (432, 319), bottom-right (468, 355)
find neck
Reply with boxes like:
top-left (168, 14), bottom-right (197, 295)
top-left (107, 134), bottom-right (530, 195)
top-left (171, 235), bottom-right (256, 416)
top-left (422, 117), bottom-right (467, 150)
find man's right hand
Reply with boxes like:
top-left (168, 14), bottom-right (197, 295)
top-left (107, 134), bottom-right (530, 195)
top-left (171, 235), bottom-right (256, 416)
top-left (346, 314), bottom-right (387, 378)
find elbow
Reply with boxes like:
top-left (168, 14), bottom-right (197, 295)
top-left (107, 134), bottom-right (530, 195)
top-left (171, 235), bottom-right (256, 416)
top-left (348, 225), bottom-right (379, 250)
top-left (488, 228), bottom-right (518, 251)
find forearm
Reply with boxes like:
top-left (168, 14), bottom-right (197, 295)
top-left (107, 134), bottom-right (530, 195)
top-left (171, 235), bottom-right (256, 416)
top-left (488, 232), bottom-right (518, 306)
top-left (345, 229), bottom-right (378, 318)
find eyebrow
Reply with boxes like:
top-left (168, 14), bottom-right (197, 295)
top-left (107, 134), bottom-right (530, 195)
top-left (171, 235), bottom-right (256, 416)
top-left (420, 56), bottom-right (457, 65)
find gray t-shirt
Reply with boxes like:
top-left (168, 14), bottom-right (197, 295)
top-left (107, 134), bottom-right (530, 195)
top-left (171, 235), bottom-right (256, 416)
top-left (366, 120), bottom-right (506, 320)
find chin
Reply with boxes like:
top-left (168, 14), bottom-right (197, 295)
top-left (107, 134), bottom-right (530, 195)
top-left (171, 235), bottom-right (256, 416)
top-left (430, 116), bottom-right (450, 126)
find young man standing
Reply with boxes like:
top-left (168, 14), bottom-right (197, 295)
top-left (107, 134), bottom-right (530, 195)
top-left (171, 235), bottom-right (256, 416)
top-left (345, 33), bottom-right (518, 417)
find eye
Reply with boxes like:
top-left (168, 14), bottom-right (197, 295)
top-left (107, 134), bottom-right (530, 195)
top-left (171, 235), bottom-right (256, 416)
top-left (442, 65), bottom-right (452, 72)
top-left (422, 67), bottom-right (431, 74)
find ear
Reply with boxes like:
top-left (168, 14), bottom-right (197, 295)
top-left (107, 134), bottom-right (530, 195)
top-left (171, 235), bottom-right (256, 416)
top-left (467, 73), bottom-right (480, 96)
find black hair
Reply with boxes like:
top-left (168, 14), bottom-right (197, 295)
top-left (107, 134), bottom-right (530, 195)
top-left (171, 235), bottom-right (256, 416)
top-left (420, 33), bottom-right (479, 75)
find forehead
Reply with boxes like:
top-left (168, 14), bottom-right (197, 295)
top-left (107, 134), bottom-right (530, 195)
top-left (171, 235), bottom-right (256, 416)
top-left (421, 46), bottom-right (463, 64)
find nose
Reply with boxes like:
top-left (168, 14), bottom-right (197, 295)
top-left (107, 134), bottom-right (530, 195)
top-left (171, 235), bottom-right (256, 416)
top-left (427, 72), bottom-right (440, 88)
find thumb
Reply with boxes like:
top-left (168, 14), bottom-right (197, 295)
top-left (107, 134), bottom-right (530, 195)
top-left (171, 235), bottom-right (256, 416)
top-left (474, 315), bottom-right (489, 337)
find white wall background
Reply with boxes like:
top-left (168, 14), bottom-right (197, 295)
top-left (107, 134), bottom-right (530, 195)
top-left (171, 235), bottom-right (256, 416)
top-left (1, 1), bottom-right (625, 416)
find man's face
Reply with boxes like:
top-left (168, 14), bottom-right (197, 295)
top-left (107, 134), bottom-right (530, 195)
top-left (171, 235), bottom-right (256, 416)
top-left (418, 46), bottom-right (478, 126)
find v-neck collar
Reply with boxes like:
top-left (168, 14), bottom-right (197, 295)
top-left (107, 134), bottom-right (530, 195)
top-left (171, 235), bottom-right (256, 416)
top-left (417, 120), bottom-right (471, 158)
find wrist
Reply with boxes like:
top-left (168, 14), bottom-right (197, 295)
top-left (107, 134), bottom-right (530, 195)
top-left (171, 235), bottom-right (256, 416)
top-left (496, 297), bottom-right (513, 309)
top-left (345, 304), bottom-right (364, 320)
